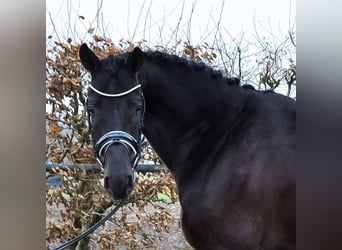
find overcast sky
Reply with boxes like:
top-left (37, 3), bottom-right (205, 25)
top-left (46, 0), bottom-right (296, 97)
top-left (46, 0), bottom-right (296, 46)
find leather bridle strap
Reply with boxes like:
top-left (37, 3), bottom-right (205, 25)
top-left (89, 84), bottom-right (141, 97)
top-left (54, 81), bottom-right (144, 250)
top-left (87, 83), bottom-right (144, 182)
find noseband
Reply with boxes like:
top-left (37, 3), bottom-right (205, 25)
top-left (94, 130), bottom-right (140, 168)
top-left (87, 83), bottom-right (145, 179)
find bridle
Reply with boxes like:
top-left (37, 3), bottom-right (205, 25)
top-left (87, 83), bottom-right (145, 179)
top-left (94, 130), bottom-right (140, 169)
top-left (53, 83), bottom-right (145, 250)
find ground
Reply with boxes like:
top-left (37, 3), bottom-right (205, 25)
top-left (46, 200), bottom-right (193, 250)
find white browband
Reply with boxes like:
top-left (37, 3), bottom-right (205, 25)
top-left (89, 84), bottom-right (141, 97)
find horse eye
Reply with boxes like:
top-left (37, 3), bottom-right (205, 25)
top-left (87, 109), bottom-right (94, 128)
top-left (88, 108), bottom-right (94, 116)
top-left (136, 105), bottom-right (142, 113)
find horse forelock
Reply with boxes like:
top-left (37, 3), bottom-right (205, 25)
top-left (101, 54), bottom-right (126, 73)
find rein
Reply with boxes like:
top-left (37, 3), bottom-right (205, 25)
top-left (53, 83), bottom-right (144, 250)
top-left (53, 200), bottom-right (125, 250)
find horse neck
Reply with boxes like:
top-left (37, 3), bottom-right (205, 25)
top-left (139, 55), bottom-right (246, 177)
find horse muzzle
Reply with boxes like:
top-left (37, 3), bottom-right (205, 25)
top-left (104, 171), bottom-right (135, 199)
top-left (93, 131), bottom-right (141, 199)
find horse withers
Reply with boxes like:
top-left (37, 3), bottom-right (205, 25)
top-left (79, 43), bottom-right (296, 250)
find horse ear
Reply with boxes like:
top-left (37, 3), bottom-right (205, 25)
top-left (79, 43), bottom-right (99, 73)
top-left (126, 47), bottom-right (144, 73)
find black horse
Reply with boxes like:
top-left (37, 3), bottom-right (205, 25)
top-left (79, 44), bottom-right (296, 250)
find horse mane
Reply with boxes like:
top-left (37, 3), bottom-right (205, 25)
top-left (144, 51), bottom-right (240, 87)
top-left (122, 49), bottom-right (273, 94)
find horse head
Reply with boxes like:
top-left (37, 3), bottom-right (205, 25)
top-left (79, 44), bottom-right (145, 199)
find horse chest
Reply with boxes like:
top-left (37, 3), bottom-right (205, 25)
top-left (178, 183), bottom-right (233, 249)
top-left (179, 199), bottom-right (217, 249)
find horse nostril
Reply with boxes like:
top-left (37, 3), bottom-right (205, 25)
top-left (104, 175), bottom-right (133, 190)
